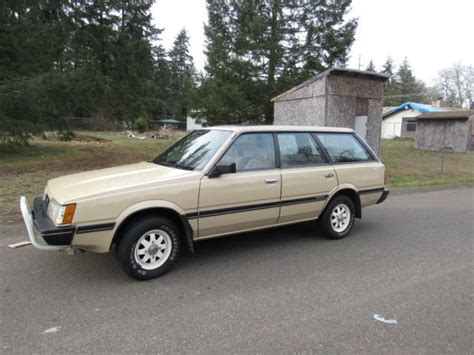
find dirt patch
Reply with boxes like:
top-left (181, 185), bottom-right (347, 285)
top-left (44, 132), bottom-right (110, 143)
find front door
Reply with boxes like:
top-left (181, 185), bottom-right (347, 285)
top-left (277, 132), bottom-right (338, 223)
top-left (197, 133), bottom-right (281, 238)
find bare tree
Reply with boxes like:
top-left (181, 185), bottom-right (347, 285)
top-left (436, 63), bottom-right (474, 108)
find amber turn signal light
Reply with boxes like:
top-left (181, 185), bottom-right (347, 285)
top-left (62, 204), bottom-right (76, 225)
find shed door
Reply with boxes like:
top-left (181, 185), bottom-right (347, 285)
top-left (354, 115), bottom-right (368, 140)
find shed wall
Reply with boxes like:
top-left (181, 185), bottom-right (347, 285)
top-left (327, 76), bottom-right (384, 99)
top-left (274, 96), bottom-right (326, 126)
top-left (416, 119), bottom-right (472, 152)
top-left (367, 99), bottom-right (383, 154)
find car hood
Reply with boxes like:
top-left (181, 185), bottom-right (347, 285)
top-left (46, 161), bottom-right (200, 204)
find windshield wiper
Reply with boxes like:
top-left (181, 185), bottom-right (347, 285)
top-left (153, 159), bottom-right (194, 171)
top-left (174, 163), bottom-right (195, 171)
top-left (153, 160), bottom-right (175, 167)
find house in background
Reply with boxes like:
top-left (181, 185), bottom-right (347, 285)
top-left (381, 101), bottom-right (441, 139)
top-left (152, 118), bottom-right (185, 130)
top-left (416, 110), bottom-right (474, 152)
top-left (186, 116), bottom-right (204, 131)
top-left (272, 68), bottom-right (389, 154)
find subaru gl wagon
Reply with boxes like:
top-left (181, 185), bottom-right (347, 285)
top-left (20, 126), bottom-right (389, 280)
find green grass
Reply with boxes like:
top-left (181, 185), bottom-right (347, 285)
top-left (381, 139), bottom-right (474, 188)
top-left (0, 133), bottom-right (472, 224)
top-left (0, 131), bottom-right (180, 224)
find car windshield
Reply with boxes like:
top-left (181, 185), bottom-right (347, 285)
top-left (153, 129), bottom-right (232, 171)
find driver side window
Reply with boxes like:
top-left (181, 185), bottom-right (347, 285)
top-left (219, 133), bottom-right (276, 171)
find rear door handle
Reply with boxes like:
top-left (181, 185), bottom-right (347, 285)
top-left (324, 172), bottom-right (335, 178)
top-left (265, 178), bottom-right (279, 184)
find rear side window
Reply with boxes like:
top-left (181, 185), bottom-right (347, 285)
top-left (316, 133), bottom-right (373, 163)
top-left (278, 133), bottom-right (326, 168)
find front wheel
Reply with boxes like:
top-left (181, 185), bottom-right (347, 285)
top-left (116, 216), bottom-right (181, 280)
top-left (319, 195), bottom-right (355, 239)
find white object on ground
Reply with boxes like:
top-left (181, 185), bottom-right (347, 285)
top-left (42, 326), bottom-right (61, 334)
top-left (373, 314), bottom-right (398, 325)
top-left (8, 241), bottom-right (32, 248)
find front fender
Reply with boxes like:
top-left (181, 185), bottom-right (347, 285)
top-left (114, 200), bottom-right (187, 228)
top-left (110, 200), bottom-right (195, 253)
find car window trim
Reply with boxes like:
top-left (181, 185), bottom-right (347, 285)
top-left (205, 129), bottom-right (380, 175)
top-left (276, 132), bottom-right (330, 169)
top-left (206, 131), bottom-right (278, 175)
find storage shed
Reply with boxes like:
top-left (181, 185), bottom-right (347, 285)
top-left (416, 110), bottom-right (474, 152)
top-left (272, 68), bottom-right (389, 154)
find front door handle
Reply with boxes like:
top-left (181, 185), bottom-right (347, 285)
top-left (265, 178), bottom-right (279, 184)
top-left (324, 172), bottom-right (335, 178)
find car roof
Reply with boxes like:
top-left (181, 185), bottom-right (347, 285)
top-left (206, 125), bottom-right (354, 133)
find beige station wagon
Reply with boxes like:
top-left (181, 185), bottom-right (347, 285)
top-left (20, 126), bottom-right (389, 280)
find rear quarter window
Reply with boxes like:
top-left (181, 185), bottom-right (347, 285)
top-left (315, 133), bottom-right (374, 163)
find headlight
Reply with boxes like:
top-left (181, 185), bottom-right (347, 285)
top-left (47, 199), bottom-right (76, 225)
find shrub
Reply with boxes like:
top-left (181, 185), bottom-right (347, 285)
top-left (133, 116), bottom-right (150, 133)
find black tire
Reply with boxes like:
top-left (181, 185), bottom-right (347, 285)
top-left (116, 216), bottom-right (181, 280)
top-left (319, 195), bottom-right (355, 239)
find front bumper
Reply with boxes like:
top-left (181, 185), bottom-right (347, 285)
top-left (20, 196), bottom-right (75, 250)
top-left (376, 189), bottom-right (390, 204)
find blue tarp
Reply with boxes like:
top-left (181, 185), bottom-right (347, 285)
top-left (391, 101), bottom-right (441, 114)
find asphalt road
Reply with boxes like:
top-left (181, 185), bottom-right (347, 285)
top-left (1, 187), bottom-right (473, 353)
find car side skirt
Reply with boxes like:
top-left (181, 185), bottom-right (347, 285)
top-left (193, 215), bottom-right (320, 241)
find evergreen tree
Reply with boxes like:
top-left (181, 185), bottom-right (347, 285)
top-left (1, 0), bottom-right (173, 142)
top-left (168, 29), bottom-right (196, 120)
top-left (381, 56), bottom-right (394, 77)
top-left (393, 58), bottom-right (426, 105)
top-left (0, 0), bottom-right (72, 142)
top-left (365, 60), bottom-right (376, 72)
top-left (381, 56), bottom-right (398, 106)
top-left (111, 0), bottom-right (161, 124)
top-left (197, 0), bottom-right (358, 125)
top-left (382, 58), bottom-right (428, 106)
top-left (152, 44), bottom-right (172, 119)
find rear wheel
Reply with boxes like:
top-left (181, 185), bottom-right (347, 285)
top-left (319, 195), bottom-right (355, 239)
top-left (116, 216), bottom-right (181, 280)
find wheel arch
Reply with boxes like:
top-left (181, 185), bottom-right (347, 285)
top-left (111, 203), bottom-right (195, 253)
top-left (325, 187), bottom-right (362, 219)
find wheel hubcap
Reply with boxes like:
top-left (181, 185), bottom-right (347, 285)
top-left (134, 229), bottom-right (172, 270)
top-left (330, 204), bottom-right (351, 233)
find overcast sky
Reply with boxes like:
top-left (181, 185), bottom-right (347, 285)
top-left (152, 0), bottom-right (474, 85)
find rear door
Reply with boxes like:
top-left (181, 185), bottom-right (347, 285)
top-left (316, 132), bottom-right (385, 206)
top-left (197, 133), bottom-right (281, 238)
top-left (277, 132), bottom-right (338, 224)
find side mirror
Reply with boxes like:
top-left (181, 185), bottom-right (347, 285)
top-left (208, 162), bottom-right (236, 178)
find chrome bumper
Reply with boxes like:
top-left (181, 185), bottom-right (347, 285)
top-left (20, 196), bottom-right (67, 251)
